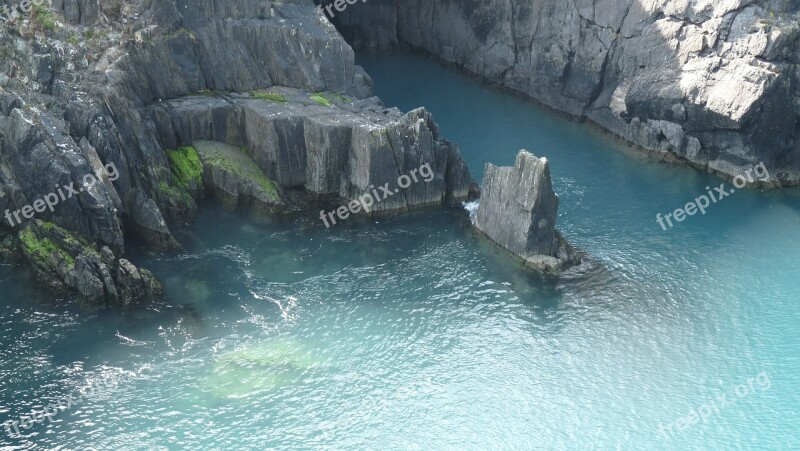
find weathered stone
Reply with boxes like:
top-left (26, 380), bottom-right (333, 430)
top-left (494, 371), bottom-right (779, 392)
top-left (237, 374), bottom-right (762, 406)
top-left (194, 140), bottom-right (283, 213)
top-left (0, 0), bottom-right (476, 300)
top-left (125, 189), bottom-right (180, 250)
top-left (152, 90), bottom-right (472, 215)
top-left (332, 0), bottom-right (800, 186)
top-left (16, 220), bottom-right (161, 305)
top-left (115, 258), bottom-right (162, 307)
top-left (474, 150), bottom-right (580, 273)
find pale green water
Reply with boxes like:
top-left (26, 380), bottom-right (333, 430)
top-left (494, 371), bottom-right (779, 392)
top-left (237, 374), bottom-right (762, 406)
top-left (0, 51), bottom-right (799, 450)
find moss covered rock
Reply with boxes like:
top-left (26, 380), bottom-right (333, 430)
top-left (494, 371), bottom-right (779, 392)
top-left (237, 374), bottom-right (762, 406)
top-left (158, 146), bottom-right (204, 219)
top-left (194, 140), bottom-right (282, 213)
top-left (16, 220), bottom-right (162, 305)
top-left (167, 146), bottom-right (204, 191)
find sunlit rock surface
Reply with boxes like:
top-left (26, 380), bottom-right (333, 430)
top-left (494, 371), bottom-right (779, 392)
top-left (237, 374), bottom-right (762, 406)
top-left (474, 150), bottom-right (580, 273)
top-left (333, 0), bottom-right (800, 186)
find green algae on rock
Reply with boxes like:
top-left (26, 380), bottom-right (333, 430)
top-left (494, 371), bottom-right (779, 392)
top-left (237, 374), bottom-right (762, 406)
top-left (20, 226), bottom-right (76, 270)
top-left (167, 146), bottom-right (204, 192)
top-left (16, 220), bottom-right (161, 305)
top-left (194, 141), bottom-right (282, 213)
top-left (250, 91), bottom-right (288, 103)
top-left (310, 93), bottom-right (333, 107)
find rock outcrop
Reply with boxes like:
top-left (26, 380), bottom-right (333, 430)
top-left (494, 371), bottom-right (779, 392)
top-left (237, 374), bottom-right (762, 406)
top-left (152, 89), bottom-right (472, 215)
top-left (0, 0), bottom-right (473, 303)
top-left (194, 141), bottom-right (284, 214)
top-left (330, 0), bottom-right (800, 187)
top-left (474, 150), bottom-right (580, 273)
top-left (18, 220), bottom-right (161, 305)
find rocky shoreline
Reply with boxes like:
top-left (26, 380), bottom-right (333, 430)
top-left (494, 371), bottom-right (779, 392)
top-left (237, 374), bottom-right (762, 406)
top-left (3, 0), bottom-right (794, 304)
top-left (331, 0), bottom-right (800, 187)
top-left (0, 0), bottom-right (476, 304)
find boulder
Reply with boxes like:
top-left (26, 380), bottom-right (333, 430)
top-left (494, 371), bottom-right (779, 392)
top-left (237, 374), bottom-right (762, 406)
top-left (474, 150), bottom-right (580, 273)
top-left (193, 140), bottom-right (283, 213)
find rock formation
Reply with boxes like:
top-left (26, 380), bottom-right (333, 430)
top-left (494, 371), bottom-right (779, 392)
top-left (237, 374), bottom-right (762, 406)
top-left (330, 0), bottom-right (800, 187)
top-left (474, 150), bottom-right (580, 273)
top-left (0, 0), bottom-right (473, 304)
top-left (194, 141), bottom-right (284, 214)
top-left (17, 220), bottom-right (161, 305)
top-left (152, 89), bottom-right (472, 215)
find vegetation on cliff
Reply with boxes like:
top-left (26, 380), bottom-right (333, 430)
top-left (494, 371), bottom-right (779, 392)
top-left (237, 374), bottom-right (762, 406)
top-left (310, 93), bottom-right (333, 107)
top-left (195, 141), bottom-right (280, 205)
top-left (167, 146), bottom-right (204, 191)
top-left (19, 226), bottom-right (75, 269)
top-left (251, 91), bottom-right (288, 103)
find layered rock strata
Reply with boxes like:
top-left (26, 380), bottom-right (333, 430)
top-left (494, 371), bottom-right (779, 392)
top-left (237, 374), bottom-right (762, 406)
top-left (331, 0), bottom-right (800, 186)
top-left (474, 150), bottom-right (580, 273)
top-left (0, 0), bottom-right (473, 304)
top-left (152, 89), bottom-right (472, 215)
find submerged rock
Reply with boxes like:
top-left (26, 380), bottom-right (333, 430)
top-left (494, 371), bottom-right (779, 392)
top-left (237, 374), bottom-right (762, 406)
top-left (474, 151), bottom-right (580, 273)
top-left (206, 339), bottom-right (318, 399)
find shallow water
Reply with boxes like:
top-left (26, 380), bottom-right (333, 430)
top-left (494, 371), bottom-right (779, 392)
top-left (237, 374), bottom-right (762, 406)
top-left (1, 50), bottom-right (799, 449)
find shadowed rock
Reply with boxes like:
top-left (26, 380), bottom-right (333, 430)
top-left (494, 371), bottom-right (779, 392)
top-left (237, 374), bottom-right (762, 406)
top-left (126, 188), bottom-right (181, 250)
top-left (474, 150), bottom-right (580, 273)
top-left (18, 220), bottom-right (161, 305)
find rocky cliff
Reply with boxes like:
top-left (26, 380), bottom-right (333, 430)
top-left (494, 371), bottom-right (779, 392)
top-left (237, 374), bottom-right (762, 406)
top-left (331, 0), bottom-right (800, 186)
top-left (0, 0), bottom-right (473, 304)
top-left (474, 150), bottom-right (580, 273)
top-left (151, 89), bottom-right (472, 215)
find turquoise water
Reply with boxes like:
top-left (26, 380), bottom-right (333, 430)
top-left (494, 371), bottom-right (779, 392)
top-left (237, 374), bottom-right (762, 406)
top-left (1, 50), bottom-right (800, 449)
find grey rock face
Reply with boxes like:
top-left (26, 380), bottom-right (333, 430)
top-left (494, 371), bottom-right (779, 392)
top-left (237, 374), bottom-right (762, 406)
top-left (193, 140), bottom-right (284, 213)
top-left (2, 0), bottom-right (372, 244)
top-left (125, 188), bottom-right (180, 250)
top-left (0, 0), bottom-right (475, 300)
top-left (18, 220), bottom-right (161, 305)
top-left (152, 90), bottom-right (472, 215)
top-left (476, 151), bottom-right (559, 257)
top-left (332, 0), bottom-right (800, 186)
top-left (474, 150), bottom-right (580, 273)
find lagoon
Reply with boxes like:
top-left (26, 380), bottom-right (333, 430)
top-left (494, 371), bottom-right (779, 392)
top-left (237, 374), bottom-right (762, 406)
top-left (0, 50), bottom-right (798, 449)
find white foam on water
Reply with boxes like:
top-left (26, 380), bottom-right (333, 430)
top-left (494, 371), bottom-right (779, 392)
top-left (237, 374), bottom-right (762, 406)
top-left (462, 200), bottom-right (480, 224)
